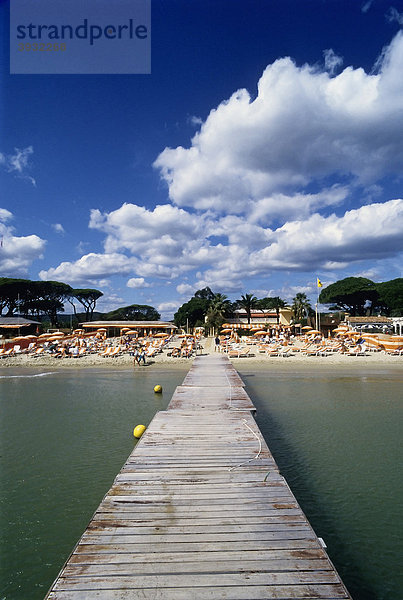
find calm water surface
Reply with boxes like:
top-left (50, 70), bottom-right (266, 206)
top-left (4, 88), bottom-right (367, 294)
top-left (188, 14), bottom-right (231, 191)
top-left (237, 365), bottom-right (403, 600)
top-left (0, 366), bottom-right (188, 600)
top-left (1, 363), bottom-right (402, 600)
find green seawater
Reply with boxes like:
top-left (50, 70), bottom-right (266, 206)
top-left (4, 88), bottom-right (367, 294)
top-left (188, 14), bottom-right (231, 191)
top-left (0, 366), bottom-right (188, 600)
top-left (0, 364), bottom-right (402, 599)
top-left (238, 365), bottom-right (403, 600)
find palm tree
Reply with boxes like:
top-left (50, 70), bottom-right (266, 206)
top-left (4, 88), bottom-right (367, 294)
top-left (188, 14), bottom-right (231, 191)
top-left (292, 293), bottom-right (312, 322)
top-left (237, 293), bottom-right (259, 325)
top-left (271, 296), bottom-right (287, 325)
top-left (206, 293), bottom-right (232, 334)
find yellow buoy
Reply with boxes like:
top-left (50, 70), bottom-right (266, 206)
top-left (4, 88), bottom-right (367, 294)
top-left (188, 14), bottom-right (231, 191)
top-left (154, 384), bottom-right (162, 393)
top-left (133, 424), bottom-right (146, 438)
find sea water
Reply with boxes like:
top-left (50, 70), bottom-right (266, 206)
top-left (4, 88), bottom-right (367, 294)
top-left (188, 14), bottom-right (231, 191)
top-left (0, 366), bottom-right (188, 600)
top-left (0, 364), bottom-right (402, 600)
top-left (237, 365), bottom-right (403, 600)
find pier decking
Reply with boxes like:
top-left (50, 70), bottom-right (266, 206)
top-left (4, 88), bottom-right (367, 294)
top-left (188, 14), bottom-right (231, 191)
top-left (45, 354), bottom-right (352, 599)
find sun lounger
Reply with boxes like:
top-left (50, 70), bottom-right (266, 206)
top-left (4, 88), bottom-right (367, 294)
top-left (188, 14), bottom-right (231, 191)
top-left (99, 347), bottom-right (112, 357)
top-left (0, 348), bottom-right (13, 358)
top-left (228, 347), bottom-right (250, 358)
top-left (109, 347), bottom-right (121, 358)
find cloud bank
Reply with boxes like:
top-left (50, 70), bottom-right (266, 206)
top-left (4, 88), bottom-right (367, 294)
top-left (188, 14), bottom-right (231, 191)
top-left (0, 209), bottom-right (46, 276)
top-left (40, 34), bottom-right (403, 307)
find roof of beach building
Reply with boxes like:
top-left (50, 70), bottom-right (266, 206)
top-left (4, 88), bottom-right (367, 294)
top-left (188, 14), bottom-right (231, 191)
top-left (347, 316), bottom-right (392, 323)
top-left (0, 316), bottom-right (41, 327)
top-left (81, 320), bottom-right (176, 329)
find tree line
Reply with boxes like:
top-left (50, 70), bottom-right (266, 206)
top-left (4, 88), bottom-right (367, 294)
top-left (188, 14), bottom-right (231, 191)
top-left (0, 278), bottom-right (103, 324)
top-left (174, 277), bottom-right (402, 332)
top-left (173, 287), bottom-right (313, 330)
top-left (2, 275), bottom-right (400, 330)
top-left (0, 278), bottom-right (162, 327)
top-left (319, 277), bottom-right (403, 316)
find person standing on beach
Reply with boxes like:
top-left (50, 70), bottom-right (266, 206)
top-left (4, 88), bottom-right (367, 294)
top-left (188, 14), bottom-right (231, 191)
top-left (215, 336), bottom-right (220, 351)
top-left (133, 347), bottom-right (140, 366)
top-left (138, 347), bottom-right (146, 365)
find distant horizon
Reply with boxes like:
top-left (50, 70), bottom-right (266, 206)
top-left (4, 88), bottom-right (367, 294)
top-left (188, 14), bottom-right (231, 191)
top-left (1, 0), bottom-right (403, 320)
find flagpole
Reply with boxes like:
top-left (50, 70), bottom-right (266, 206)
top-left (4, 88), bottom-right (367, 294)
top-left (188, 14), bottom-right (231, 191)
top-left (316, 278), bottom-right (322, 331)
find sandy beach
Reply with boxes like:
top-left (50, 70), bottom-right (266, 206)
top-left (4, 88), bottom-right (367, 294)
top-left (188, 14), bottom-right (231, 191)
top-left (0, 336), bottom-right (402, 370)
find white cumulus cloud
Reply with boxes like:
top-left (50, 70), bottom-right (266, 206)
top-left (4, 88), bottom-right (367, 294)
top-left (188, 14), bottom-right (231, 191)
top-left (127, 277), bottom-right (151, 289)
top-left (154, 33), bottom-right (403, 214)
top-left (0, 208), bottom-right (46, 276)
top-left (39, 252), bottom-right (138, 286)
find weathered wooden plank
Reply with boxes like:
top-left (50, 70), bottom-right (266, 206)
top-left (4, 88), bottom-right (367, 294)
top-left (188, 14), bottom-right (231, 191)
top-left (53, 570), bottom-right (342, 590)
top-left (84, 523), bottom-right (310, 536)
top-left (73, 538), bottom-right (322, 554)
top-left (91, 513), bottom-right (305, 525)
top-left (63, 558), bottom-right (333, 576)
top-left (69, 547), bottom-right (325, 565)
top-left (98, 500), bottom-right (300, 514)
top-left (106, 487), bottom-right (292, 499)
top-left (168, 385), bottom-right (255, 411)
top-left (48, 584), bottom-right (350, 599)
top-left (79, 530), bottom-right (317, 545)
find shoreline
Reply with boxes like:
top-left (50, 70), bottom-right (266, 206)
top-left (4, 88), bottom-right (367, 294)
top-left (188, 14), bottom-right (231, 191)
top-left (0, 346), bottom-right (402, 371)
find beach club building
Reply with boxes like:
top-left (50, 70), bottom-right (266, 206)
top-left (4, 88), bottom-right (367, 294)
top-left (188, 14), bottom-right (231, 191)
top-left (0, 316), bottom-right (41, 337)
top-left (223, 308), bottom-right (293, 329)
top-left (345, 316), bottom-right (393, 333)
top-left (81, 320), bottom-right (177, 337)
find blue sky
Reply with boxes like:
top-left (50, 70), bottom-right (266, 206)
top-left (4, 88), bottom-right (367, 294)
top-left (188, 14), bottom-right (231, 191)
top-left (1, 0), bottom-right (403, 318)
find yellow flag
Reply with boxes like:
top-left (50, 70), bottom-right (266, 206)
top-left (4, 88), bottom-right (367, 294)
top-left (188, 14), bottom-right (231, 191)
top-left (317, 278), bottom-right (322, 288)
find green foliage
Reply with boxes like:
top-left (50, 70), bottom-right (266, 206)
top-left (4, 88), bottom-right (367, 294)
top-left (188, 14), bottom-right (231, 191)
top-left (291, 293), bottom-right (313, 322)
top-left (174, 296), bottom-right (210, 328)
top-left (205, 293), bottom-right (233, 332)
top-left (104, 304), bottom-right (160, 321)
top-left (258, 296), bottom-right (287, 324)
top-left (194, 286), bottom-right (215, 301)
top-left (174, 288), bottom-right (233, 330)
top-left (236, 293), bottom-right (259, 324)
top-left (375, 278), bottom-right (403, 316)
top-left (71, 288), bottom-right (103, 321)
top-left (0, 278), bottom-right (32, 315)
top-left (319, 277), bottom-right (378, 316)
top-left (0, 278), bottom-right (103, 325)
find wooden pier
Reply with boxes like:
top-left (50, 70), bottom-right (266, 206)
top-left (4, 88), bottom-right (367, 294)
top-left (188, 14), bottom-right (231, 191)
top-left (45, 354), bottom-right (352, 599)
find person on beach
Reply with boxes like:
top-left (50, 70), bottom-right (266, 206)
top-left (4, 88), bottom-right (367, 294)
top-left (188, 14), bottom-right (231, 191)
top-left (132, 347), bottom-right (140, 366)
top-left (215, 336), bottom-right (220, 351)
top-left (138, 347), bottom-right (146, 365)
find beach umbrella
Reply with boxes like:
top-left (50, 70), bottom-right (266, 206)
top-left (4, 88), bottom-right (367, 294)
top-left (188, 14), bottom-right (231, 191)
top-left (253, 330), bottom-right (267, 336)
top-left (220, 328), bottom-right (232, 333)
top-left (125, 330), bottom-right (138, 335)
top-left (301, 325), bottom-right (313, 330)
top-left (97, 328), bottom-right (107, 332)
top-left (154, 333), bottom-right (169, 337)
top-left (307, 329), bottom-right (322, 335)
